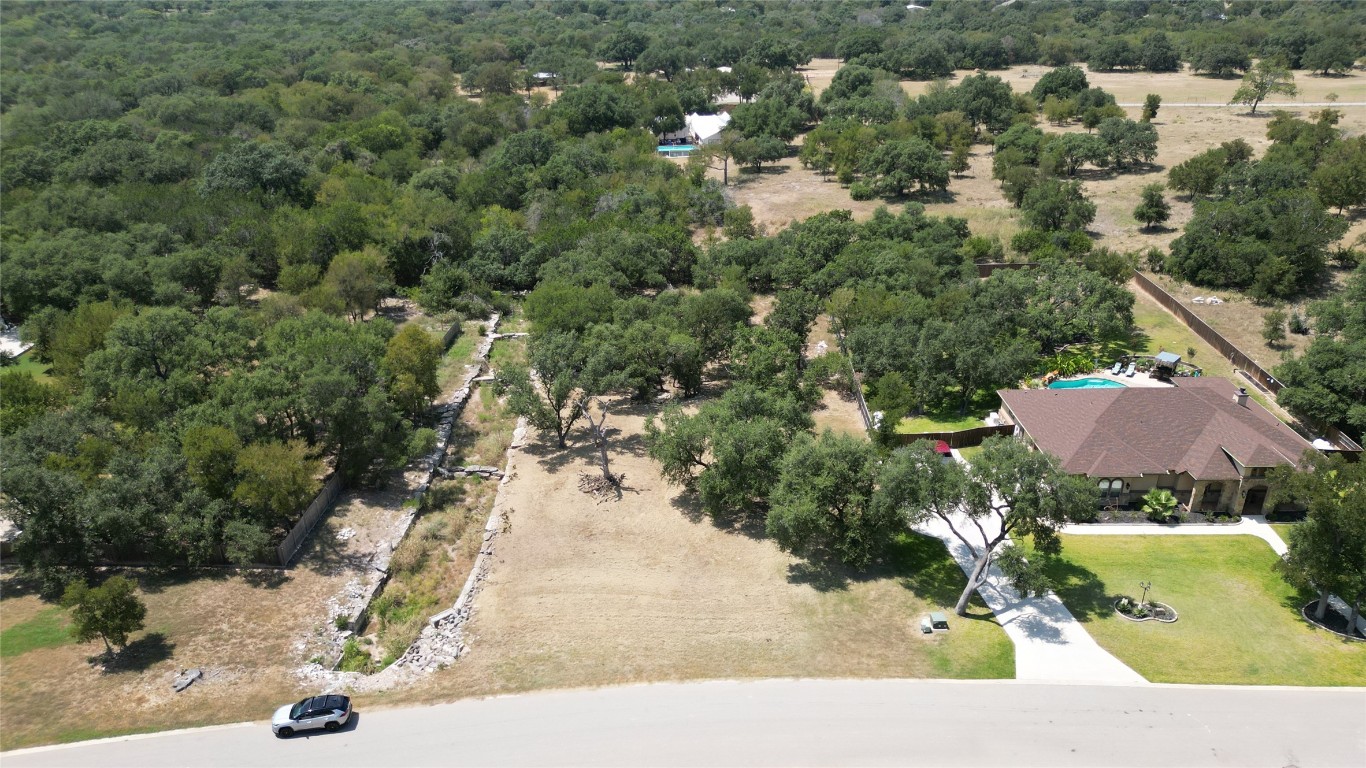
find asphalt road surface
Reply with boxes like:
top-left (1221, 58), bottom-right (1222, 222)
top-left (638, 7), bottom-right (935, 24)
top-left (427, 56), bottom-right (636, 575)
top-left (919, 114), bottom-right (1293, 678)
top-left (6, 679), bottom-right (1364, 767)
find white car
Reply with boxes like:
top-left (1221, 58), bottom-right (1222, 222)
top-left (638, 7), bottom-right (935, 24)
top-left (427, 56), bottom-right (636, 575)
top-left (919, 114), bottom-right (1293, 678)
top-left (272, 694), bottom-right (352, 737)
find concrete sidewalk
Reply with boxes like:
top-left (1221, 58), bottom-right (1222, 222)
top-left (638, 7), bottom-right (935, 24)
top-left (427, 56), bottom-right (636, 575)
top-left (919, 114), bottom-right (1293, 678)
top-left (914, 514), bottom-right (1147, 685)
top-left (1061, 514), bottom-right (1287, 555)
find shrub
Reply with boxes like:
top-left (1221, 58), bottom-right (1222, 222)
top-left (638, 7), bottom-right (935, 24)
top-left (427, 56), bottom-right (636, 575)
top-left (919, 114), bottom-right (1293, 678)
top-left (338, 638), bottom-right (372, 672)
top-left (849, 181), bottom-right (875, 201)
top-left (1141, 488), bottom-right (1180, 523)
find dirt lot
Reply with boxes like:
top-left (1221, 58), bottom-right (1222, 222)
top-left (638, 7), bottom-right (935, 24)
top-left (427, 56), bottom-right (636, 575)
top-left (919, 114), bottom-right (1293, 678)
top-left (380, 398), bottom-right (1011, 707)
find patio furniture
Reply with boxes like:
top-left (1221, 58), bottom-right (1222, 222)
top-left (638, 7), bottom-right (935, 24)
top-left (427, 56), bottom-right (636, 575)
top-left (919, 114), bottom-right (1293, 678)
top-left (1124, 362), bottom-right (1137, 377)
top-left (1110, 362), bottom-right (1122, 375)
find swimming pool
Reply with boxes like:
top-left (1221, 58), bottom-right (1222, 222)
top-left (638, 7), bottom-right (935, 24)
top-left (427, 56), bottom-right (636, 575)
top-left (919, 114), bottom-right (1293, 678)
top-left (1049, 377), bottom-right (1127, 389)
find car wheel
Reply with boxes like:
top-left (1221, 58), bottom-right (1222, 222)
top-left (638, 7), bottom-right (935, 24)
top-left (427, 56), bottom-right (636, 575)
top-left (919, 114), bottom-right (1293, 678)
top-left (277, 727), bottom-right (294, 738)
top-left (324, 721), bottom-right (340, 732)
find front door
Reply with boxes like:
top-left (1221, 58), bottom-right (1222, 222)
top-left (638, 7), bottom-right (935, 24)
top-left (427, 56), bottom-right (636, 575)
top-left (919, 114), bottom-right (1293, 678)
top-left (1244, 487), bottom-right (1267, 515)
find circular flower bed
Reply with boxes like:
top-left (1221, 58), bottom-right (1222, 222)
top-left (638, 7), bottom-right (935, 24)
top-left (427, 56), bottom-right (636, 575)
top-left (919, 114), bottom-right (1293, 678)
top-left (1114, 597), bottom-right (1178, 623)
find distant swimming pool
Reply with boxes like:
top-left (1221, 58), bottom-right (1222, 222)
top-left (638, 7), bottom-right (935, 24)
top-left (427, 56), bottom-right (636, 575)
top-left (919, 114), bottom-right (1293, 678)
top-left (1049, 377), bottom-right (1127, 389)
top-left (658, 145), bottom-right (695, 154)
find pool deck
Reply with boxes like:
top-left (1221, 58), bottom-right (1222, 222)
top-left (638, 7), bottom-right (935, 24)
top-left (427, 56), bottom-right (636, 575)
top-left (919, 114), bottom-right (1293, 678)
top-left (1057, 371), bottom-right (1173, 389)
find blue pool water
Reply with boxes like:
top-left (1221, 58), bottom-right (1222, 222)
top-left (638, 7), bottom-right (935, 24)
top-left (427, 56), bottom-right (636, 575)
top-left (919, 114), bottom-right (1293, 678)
top-left (1049, 377), bottom-right (1127, 390)
top-left (658, 145), bottom-right (695, 153)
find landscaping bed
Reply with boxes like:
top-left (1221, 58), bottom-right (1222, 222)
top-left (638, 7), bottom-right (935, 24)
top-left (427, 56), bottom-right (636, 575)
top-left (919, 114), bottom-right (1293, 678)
top-left (1300, 602), bottom-right (1366, 642)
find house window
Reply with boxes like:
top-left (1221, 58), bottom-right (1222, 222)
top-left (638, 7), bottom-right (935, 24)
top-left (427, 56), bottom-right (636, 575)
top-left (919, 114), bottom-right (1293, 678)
top-left (1097, 479), bottom-right (1123, 499)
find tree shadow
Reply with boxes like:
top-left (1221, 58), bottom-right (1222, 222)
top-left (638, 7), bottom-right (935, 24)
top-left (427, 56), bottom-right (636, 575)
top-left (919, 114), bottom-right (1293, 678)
top-left (137, 567), bottom-right (229, 595)
top-left (97, 632), bottom-right (175, 673)
top-left (889, 533), bottom-right (998, 621)
top-left (787, 560), bottom-right (850, 592)
top-left (880, 188), bottom-right (958, 205)
top-left (242, 569), bottom-right (289, 589)
top-left (300, 523), bottom-right (380, 577)
top-left (1037, 556), bottom-right (1112, 622)
top-left (519, 439), bottom-right (580, 475)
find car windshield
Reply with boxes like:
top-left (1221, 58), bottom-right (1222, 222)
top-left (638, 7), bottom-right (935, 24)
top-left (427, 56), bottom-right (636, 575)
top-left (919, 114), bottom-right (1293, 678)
top-left (288, 698), bottom-right (312, 720)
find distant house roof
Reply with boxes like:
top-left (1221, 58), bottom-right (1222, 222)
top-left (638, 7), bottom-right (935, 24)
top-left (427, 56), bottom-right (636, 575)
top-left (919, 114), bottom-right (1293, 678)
top-left (686, 112), bottom-right (731, 142)
top-left (997, 377), bottom-right (1314, 481)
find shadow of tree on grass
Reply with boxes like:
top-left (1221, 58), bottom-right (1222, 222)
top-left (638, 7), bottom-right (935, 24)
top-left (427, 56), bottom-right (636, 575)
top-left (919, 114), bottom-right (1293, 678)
top-left (1038, 556), bottom-right (1113, 623)
top-left (96, 632), bottom-right (175, 674)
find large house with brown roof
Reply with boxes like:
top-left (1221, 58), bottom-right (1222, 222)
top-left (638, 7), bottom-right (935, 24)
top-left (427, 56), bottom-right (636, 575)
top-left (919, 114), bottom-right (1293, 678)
top-left (996, 377), bottom-right (1315, 515)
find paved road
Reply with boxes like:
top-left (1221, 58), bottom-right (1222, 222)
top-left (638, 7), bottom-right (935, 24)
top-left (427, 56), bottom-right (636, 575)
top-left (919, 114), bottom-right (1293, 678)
top-left (1116, 101), bottom-right (1366, 107)
top-left (6, 680), bottom-right (1364, 767)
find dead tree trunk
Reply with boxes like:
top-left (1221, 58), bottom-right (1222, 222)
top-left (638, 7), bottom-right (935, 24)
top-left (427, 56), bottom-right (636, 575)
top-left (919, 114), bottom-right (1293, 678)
top-left (583, 405), bottom-right (615, 484)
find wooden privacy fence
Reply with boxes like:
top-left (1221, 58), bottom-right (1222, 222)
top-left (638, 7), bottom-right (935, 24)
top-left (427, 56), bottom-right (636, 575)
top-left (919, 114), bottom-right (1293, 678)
top-left (1131, 272), bottom-right (1283, 394)
top-left (1132, 272), bottom-right (1361, 453)
top-left (976, 261), bottom-right (1038, 278)
top-left (275, 472), bottom-right (345, 566)
top-left (895, 424), bottom-right (1015, 449)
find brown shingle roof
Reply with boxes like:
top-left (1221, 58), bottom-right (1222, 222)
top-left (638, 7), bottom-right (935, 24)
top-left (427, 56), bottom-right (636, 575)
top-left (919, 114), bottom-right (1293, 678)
top-left (997, 378), bottom-right (1313, 481)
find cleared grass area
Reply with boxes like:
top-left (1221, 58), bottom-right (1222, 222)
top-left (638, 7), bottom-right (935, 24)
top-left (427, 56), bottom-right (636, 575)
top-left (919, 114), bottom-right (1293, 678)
top-left (956, 445), bottom-right (984, 464)
top-left (1040, 535), bottom-right (1365, 686)
top-left (1127, 288), bottom-right (1281, 414)
top-left (436, 319), bottom-right (485, 393)
top-left (381, 399), bottom-right (1012, 709)
top-left (898, 412), bottom-right (987, 433)
top-left (0, 607), bottom-right (72, 658)
top-left (7, 351), bottom-right (54, 384)
top-left (895, 390), bottom-right (997, 434)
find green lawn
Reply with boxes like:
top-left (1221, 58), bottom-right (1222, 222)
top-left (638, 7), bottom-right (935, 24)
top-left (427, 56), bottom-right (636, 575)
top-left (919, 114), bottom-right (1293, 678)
top-left (880, 533), bottom-right (1015, 679)
top-left (956, 445), bottom-right (983, 464)
top-left (1041, 535), bottom-right (1365, 686)
top-left (1269, 524), bottom-right (1296, 546)
top-left (1126, 298), bottom-right (1278, 411)
top-left (6, 352), bottom-right (54, 384)
top-left (0, 608), bottom-right (73, 658)
top-left (894, 390), bottom-right (997, 434)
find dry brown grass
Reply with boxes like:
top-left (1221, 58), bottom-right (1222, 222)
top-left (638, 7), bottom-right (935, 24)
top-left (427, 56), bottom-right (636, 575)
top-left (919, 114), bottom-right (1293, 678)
top-left (748, 62), bottom-right (1364, 254)
top-left (800, 58), bottom-right (1366, 104)
top-left (373, 398), bottom-right (1012, 709)
top-left (0, 384), bottom-right (458, 750)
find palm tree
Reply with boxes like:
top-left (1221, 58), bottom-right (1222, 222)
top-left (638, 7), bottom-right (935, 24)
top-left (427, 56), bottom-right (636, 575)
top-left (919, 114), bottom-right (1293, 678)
top-left (1141, 488), bottom-right (1179, 523)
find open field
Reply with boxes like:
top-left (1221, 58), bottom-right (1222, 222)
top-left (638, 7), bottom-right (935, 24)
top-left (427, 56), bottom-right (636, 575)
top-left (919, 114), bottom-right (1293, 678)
top-left (1143, 270), bottom-right (1356, 374)
top-left (377, 398), bottom-right (1012, 709)
top-left (1041, 535), bottom-right (1366, 686)
top-left (800, 58), bottom-right (1366, 104)
top-left (735, 62), bottom-right (1364, 257)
